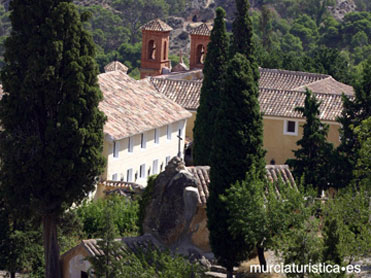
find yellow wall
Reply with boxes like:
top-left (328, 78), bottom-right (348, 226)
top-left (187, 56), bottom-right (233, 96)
top-left (263, 117), bottom-right (341, 164)
top-left (103, 120), bottom-right (187, 186)
top-left (185, 111), bottom-right (197, 139)
top-left (185, 115), bottom-right (341, 165)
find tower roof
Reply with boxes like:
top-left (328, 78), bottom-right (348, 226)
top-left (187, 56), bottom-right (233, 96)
top-left (140, 19), bottom-right (173, 32)
top-left (190, 23), bottom-right (212, 36)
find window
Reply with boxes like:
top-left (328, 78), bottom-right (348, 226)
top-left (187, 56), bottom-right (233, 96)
top-left (113, 141), bottom-right (119, 158)
top-left (141, 133), bottom-right (146, 149)
top-left (152, 159), bottom-right (159, 174)
top-left (167, 125), bottom-right (171, 140)
top-left (139, 164), bottom-right (146, 178)
top-left (154, 128), bottom-right (159, 144)
top-left (112, 173), bottom-right (118, 181)
top-left (126, 169), bottom-right (133, 182)
top-left (284, 120), bottom-right (298, 136)
top-left (166, 156), bottom-right (171, 165)
top-left (81, 272), bottom-right (88, 278)
top-left (128, 137), bottom-right (133, 153)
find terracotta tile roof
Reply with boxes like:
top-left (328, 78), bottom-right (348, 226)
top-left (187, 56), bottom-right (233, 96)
top-left (100, 180), bottom-right (144, 198)
top-left (187, 165), bottom-right (295, 206)
top-left (295, 76), bottom-right (354, 95)
top-left (98, 70), bottom-right (192, 140)
top-left (140, 19), bottom-right (173, 32)
top-left (191, 23), bottom-right (212, 36)
top-left (259, 68), bottom-right (330, 91)
top-left (151, 78), bottom-right (203, 110)
top-left (151, 68), bottom-right (354, 121)
top-left (187, 166), bottom-right (210, 205)
top-left (63, 234), bottom-right (162, 258)
top-left (104, 61), bottom-right (128, 73)
top-left (259, 88), bottom-right (347, 121)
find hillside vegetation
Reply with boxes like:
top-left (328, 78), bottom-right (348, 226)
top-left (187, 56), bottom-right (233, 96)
top-left (0, 0), bottom-right (369, 81)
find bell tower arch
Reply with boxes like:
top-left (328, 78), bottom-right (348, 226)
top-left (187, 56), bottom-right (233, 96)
top-left (140, 19), bottom-right (173, 79)
top-left (190, 23), bottom-right (211, 70)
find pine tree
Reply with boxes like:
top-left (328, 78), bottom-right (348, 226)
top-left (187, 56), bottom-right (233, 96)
top-left (286, 89), bottom-right (334, 193)
top-left (192, 7), bottom-right (229, 166)
top-left (88, 205), bottom-right (124, 278)
top-left (207, 52), bottom-right (265, 277)
top-left (336, 58), bottom-right (371, 187)
top-left (0, 1), bottom-right (106, 277)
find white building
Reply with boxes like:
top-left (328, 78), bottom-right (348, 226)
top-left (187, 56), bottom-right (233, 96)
top-left (98, 62), bottom-right (192, 186)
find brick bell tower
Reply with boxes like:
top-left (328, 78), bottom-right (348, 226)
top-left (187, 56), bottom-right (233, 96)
top-left (140, 19), bottom-right (173, 79)
top-left (190, 23), bottom-right (211, 70)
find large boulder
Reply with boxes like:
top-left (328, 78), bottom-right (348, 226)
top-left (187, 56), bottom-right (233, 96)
top-left (142, 157), bottom-right (213, 259)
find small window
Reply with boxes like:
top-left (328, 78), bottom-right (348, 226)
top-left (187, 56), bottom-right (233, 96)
top-left (128, 137), bottom-right (133, 153)
top-left (152, 159), bottom-right (159, 174)
top-left (139, 164), bottom-right (146, 178)
top-left (113, 141), bottom-right (119, 158)
top-left (126, 169), bottom-right (133, 182)
top-left (112, 173), bottom-right (118, 181)
top-left (141, 133), bottom-right (146, 149)
top-left (154, 128), bottom-right (159, 144)
top-left (81, 272), bottom-right (88, 278)
top-left (167, 125), bottom-right (171, 140)
top-left (166, 156), bottom-right (171, 165)
top-left (284, 120), bottom-right (298, 135)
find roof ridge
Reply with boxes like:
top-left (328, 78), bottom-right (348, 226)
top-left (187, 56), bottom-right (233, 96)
top-left (260, 68), bottom-right (330, 79)
top-left (151, 77), bottom-right (203, 84)
top-left (259, 86), bottom-right (346, 98)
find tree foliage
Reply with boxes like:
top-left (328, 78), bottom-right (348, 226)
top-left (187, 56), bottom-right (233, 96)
top-left (336, 58), bottom-right (371, 187)
top-left (193, 7), bottom-right (229, 166)
top-left (0, 1), bottom-right (105, 276)
top-left (287, 89), bottom-right (334, 192)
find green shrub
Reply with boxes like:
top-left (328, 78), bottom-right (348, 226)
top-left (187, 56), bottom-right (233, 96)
top-left (138, 175), bottom-right (157, 234)
top-left (76, 195), bottom-right (139, 238)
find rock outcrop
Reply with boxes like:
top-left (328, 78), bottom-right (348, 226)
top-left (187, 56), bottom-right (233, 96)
top-left (142, 157), bottom-right (213, 259)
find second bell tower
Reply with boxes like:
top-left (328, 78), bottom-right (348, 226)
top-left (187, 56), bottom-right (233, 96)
top-left (140, 19), bottom-right (173, 79)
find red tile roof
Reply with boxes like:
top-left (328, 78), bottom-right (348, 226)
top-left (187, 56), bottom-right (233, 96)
top-left (190, 23), bottom-right (212, 36)
top-left (98, 70), bottom-right (192, 140)
top-left (259, 88), bottom-right (346, 121)
top-left (104, 61), bottom-right (128, 73)
top-left (140, 19), bottom-right (173, 32)
top-left (187, 165), bottom-right (296, 206)
top-left (150, 68), bottom-right (354, 120)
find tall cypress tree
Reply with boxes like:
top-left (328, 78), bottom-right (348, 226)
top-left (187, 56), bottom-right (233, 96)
top-left (193, 7), bottom-right (229, 166)
top-left (0, 1), bottom-right (106, 277)
top-left (336, 58), bottom-right (371, 187)
top-left (286, 89), bottom-right (334, 192)
top-left (231, 0), bottom-right (259, 81)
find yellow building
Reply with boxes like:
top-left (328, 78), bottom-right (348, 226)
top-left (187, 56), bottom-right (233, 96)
top-left (149, 68), bottom-right (354, 165)
top-left (137, 19), bottom-right (354, 165)
top-left (98, 62), bottom-right (192, 187)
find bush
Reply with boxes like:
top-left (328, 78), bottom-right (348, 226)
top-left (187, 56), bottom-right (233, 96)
top-left (76, 195), bottom-right (139, 238)
top-left (138, 175), bottom-right (157, 234)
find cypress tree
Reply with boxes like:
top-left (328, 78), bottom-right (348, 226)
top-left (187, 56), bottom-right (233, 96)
top-left (336, 58), bottom-right (371, 187)
top-left (207, 52), bottom-right (265, 277)
top-left (193, 7), bottom-right (229, 166)
top-left (286, 89), bottom-right (334, 193)
top-left (0, 1), bottom-right (106, 277)
top-left (206, 1), bottom-right (266, 276)
top-left (231, 0), bottom-right (259, 81)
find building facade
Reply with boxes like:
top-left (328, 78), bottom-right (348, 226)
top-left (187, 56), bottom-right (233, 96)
top-left (98, 62), bottom-right (192, 186)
